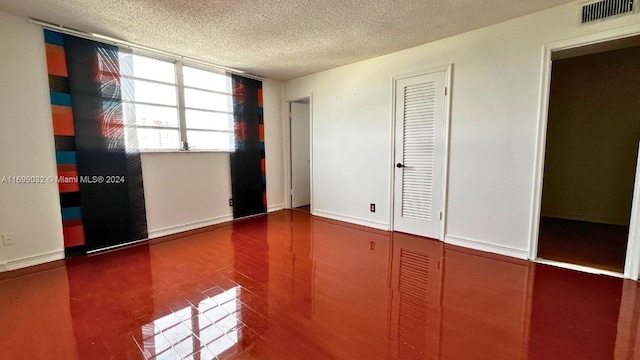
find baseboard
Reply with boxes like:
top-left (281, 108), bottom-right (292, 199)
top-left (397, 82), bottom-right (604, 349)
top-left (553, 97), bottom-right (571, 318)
top-left (445, 235), bottom-right (529, 260)
top-left (148, 215), bottom-right (234, 239)
top-left (5, 250), bottom-right (65, 272)
top-left (541, 212), bottom-right (628, 226)
top-left (268, 204), bottom-right (285, 213)
top-left (312, 209), bottom-right (390, 231)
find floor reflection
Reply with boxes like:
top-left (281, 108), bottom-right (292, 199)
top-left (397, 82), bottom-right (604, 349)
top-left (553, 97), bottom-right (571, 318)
top-left (2, 210), bottom-right (640, 359)
top-left (390, 233), bottom-right (443, 359)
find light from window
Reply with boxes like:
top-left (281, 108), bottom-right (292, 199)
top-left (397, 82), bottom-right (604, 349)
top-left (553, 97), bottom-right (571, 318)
top-left (141, 286), bottom-right (241, 359)
top-left (183, 65), bottom-right (233, 151)
top-left (119, 53), bottom-right (235, 152)
top-left (120, 53), bottom-right (180, 151)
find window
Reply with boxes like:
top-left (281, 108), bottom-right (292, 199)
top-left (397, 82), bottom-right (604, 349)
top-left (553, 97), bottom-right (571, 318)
top-left (119, 53), bottom-right (234, 152)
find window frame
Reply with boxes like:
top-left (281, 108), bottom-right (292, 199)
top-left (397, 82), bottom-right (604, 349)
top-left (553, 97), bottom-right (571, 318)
top-left (122, 52), bottom-right (235, 153)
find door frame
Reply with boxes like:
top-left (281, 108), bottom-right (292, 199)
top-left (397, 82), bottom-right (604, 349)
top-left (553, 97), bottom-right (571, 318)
top-left (389, 64), bottom-right (453, 241)
top-left (529, 24), bottom-right (640, 280)
top-left (284, 94), bottom-right (314, 212)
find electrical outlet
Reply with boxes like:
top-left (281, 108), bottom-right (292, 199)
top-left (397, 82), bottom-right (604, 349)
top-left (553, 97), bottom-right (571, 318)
top-left (370, 203), bottom-right (375, 212)
top-left (229, 199), bottom-right (234, 207)
top-left (2, 233), bottom-right (15, 246)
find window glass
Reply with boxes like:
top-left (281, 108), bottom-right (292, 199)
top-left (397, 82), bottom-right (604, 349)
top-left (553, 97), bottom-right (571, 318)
top-left (185, 109), bottom-right (232, 131)
top-left (184, 88), bottom-right (230, 112)
top-left (137, 128), bottom-right (180, 150)
top-left (187, 130), bottom-right (233, 151)
top-left (183, 66), bottom-right (229, 93)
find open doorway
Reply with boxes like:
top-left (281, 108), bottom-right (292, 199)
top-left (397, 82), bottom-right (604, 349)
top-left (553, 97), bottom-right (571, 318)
top-left (289, 99), bottom-right (311, 213)
top-left (537, 37), bottom-right (640, 274)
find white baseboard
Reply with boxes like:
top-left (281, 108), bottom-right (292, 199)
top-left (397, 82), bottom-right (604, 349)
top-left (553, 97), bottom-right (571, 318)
top-left (445, 235), bottom-right (529, 260)
top-left (268, 204), bottom-right (285, 213)
top-left (4, 250), bottom-right (65, 272)
top-left (0, 262), bottom-right (8, 272)
top-left (148, 215), bottom-right (234, 239)
top-left (312, 209), bottom-right (390, 231)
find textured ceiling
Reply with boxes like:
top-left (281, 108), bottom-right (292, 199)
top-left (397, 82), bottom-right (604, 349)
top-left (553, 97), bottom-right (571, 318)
top-left (0, 0), bottom-right (576, 80)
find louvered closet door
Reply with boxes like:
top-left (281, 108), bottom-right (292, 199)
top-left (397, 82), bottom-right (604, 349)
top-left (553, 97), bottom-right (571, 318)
top-left (393, 71), bottom-right (446, 239)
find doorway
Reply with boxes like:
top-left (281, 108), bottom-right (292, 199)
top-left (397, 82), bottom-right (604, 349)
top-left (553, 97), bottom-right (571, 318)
top-left (537, 38), bottom-right (640, 274)
top-left (289, 99), bottom-right (311, 213)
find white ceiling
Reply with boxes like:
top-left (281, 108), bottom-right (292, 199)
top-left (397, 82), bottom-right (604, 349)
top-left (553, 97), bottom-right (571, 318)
top-left (0, 0), bottom-right (576, 80)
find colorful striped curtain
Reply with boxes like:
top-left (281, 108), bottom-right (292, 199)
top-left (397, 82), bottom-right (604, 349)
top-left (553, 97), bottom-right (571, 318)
top-left (45, 30), bottom-right (147, 256)
top-left (230, 75), bottom-right (267, 218)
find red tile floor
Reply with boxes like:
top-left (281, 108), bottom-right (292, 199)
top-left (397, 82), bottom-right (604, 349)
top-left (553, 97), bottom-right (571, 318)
top-left (1, 210), bottom-right (640, 359)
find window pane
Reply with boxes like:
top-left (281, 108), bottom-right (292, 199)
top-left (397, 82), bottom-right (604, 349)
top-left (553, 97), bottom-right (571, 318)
top-left (132, 79), bottom-right (177, 106)
top-left (183, 66), bottom-right (229, 92)
top-left (125, 103), bottom-right (179, 128)
top-left (184, 88), bottom-right (230, 112)
top-left (185, 109), bottom-right (232, 131)
top-left (137, 128), bottom-right (180, 150)
top-left (119, 53), bottom-right (176, 84)
top-left (187, 130), bottom-right (233, 151)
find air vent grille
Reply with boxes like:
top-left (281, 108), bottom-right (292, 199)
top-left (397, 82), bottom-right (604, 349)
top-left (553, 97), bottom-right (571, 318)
top-left (582, 0), bottom-right (635, 23)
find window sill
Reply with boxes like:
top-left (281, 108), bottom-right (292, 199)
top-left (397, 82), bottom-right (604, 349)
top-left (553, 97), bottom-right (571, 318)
top-left (139, 149), bottom-right (233, 154)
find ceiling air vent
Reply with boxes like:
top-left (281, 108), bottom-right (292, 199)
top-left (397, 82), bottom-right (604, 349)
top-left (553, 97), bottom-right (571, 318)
top-left (581, 0), bottom-right (635, 23)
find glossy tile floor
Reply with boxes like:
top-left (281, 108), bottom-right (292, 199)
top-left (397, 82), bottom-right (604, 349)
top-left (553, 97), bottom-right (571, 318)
top-left (538, 217), bottom-right (629, 273)
top-left (2, 211), bottom-right (640, 359)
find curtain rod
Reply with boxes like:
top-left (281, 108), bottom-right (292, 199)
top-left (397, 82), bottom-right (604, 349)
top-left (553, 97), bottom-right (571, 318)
top-left (28, 18), bottom-right (265, 81)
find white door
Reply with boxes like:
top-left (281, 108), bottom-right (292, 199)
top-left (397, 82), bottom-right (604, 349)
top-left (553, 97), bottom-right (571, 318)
top-left (393, 71), bottom-right (447, 239)
top-left (291, 101), bottom-right (311, 208)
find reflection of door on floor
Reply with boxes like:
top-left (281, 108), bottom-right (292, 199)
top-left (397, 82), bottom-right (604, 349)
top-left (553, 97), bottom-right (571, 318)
top-left (538, 44), bottom-right (640, 273)
top-left (393, 70), bottom-right (447, 239)
top-left (390, 233), bottom-right (443, 358)
top-left (291, 101), bottom-right (311, 209)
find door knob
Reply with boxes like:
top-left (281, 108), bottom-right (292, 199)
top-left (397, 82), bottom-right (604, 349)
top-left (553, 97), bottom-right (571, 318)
top-left (396, 163), bottom-right (405, 168)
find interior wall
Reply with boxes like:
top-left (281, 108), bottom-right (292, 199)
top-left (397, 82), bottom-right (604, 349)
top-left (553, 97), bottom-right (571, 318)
top-left (0, 11), bottom-right (64, 270)
top-left (541, 46), bottom-right (640, 226)
top-left (263, 79), bottom-right (286, 212)
top-left (141, 153), bottom-right (233, 238)
top-left (284, 1), bottom-right (640, 257)
top-left (0, 10), bottom-right (284, 270)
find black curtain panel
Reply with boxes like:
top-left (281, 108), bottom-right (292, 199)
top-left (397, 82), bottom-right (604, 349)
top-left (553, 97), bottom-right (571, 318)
top-left (230, 75), bottom-right (267, 219)
top-left (45, 30), bottom-right (147, 255)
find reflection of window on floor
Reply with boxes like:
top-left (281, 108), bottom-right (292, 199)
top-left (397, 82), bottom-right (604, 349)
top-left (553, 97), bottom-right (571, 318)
top-left (141, 286), bottom-right (242, 359)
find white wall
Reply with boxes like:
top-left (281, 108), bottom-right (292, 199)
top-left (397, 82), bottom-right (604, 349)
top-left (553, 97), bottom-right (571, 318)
top-left (0, 11), bottom-right (64, 270)
top-left (141, 153), bottom-right (234, 238)
top-left (284, 2), bottom-right (640, 258)
top-left (263, 79), bottom-right (286, 211)
top-left (0, 10), bottom-right (285, 270)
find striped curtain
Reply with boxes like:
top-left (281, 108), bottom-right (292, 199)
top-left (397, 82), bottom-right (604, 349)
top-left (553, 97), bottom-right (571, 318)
top-left (44, 30), bottom-right (147, 256)
top-left (230, 75), bottom-right (267, 218)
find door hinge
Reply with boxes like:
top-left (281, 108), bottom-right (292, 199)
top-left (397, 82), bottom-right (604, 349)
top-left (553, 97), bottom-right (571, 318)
top-left (444, 87), bottom-right (448, 96)
top-left (439, 212), bottom-right (443, 220)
